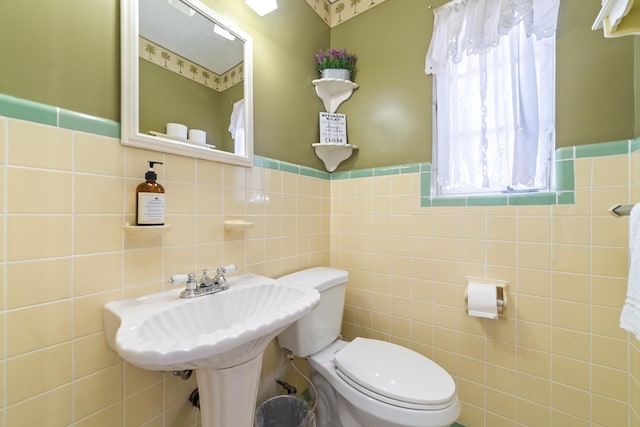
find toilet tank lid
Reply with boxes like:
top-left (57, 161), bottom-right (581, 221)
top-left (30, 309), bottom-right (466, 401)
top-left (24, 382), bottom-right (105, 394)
top-left (276, 267), bottom-right (348, 292)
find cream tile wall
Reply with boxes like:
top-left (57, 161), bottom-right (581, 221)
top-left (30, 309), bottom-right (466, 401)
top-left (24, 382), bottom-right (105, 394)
top-left (0, 116), bottom-right (330, 426)
top-left (331, 155), bottom-right (640, 427)
top-left (3, 111), bottom-right (640, 427)
top-left (631, 149), bottom-right (640, 427)
top-left (332, 153), bottom-right (635, 426)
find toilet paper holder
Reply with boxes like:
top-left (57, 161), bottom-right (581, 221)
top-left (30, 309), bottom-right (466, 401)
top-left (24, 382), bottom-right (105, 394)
top-left (464, 277), bottom-right (508, 319)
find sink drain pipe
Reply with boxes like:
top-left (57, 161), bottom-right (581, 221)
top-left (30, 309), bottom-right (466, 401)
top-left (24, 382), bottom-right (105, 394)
top-left (276, 379), bottom-right (297, 395)
top-left (172, 370), bottom-right (192, 380)
top-left (184, 355), bottom-right (317, 412)
top-left (188, 380), bottom-right (296, 412)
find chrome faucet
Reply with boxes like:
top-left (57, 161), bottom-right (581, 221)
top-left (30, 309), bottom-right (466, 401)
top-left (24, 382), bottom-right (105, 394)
top-left (169, 265), bottom-right (236, 298)
top-left (212, 266), bottom-right (232, 290)
top-left (199, 269), bottom-right (214, 288)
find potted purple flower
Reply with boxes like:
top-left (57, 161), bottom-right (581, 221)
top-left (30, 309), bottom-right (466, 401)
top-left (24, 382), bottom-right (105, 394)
top-left (315, 48), bottom-right (357, 81)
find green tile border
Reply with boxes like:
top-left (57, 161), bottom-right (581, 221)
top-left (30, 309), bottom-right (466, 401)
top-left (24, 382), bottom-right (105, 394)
top-left (467, 195), bottom-right (509, 206)
top-left (0, 93), bottom-right (120, 138)
top-left (0, 93), bottom-right (58, 126)
top-left (1, 92), bottom-right (637, 211)
top-left (59, 108), bottom-right (120, 138)
top-left (254, 156), bottom-right (331, 179)
top-left (575, 138), bottom-right (631, 158)
top-left (326, 162), bottom-right (429, 181)
top-left (557, 191), bottom-right (575, 205)
top-left (415, 138), bottom-right (638, 209)
top-left (556, 159), bottom-right (575, 192)
top-left (555, 146), bottom-right (575, 160)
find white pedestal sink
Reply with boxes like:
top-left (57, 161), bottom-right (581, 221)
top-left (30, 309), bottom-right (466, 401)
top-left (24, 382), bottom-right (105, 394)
top-left (103, 273), bottom-right (320, 427)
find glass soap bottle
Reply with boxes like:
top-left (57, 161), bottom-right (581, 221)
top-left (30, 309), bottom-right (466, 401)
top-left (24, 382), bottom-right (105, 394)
top-left (136, 161), bottom-right (165, 226)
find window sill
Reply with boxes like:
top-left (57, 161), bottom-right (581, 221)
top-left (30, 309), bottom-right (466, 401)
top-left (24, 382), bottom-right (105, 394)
top-left (423, 190), bottom-right (575, 208)
top-left (420, 147), bottom-right (580, 208)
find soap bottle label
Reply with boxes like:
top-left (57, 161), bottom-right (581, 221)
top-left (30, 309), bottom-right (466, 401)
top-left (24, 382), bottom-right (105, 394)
top-left (137, 192), bottom-right (165, 225)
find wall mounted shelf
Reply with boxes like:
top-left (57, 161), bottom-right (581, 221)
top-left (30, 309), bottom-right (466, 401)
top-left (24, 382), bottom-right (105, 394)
top-left (312, 78), bottom-right (359, 172)
top-left (224, 220), bottom-right (255, 231)
top-left (312, 143), bottom-right (358, 172)
top-left (123, 224), bottom-right (172, 239)
top-left (312, 78), bottom-right (358, 113)
top-left (593, 0), bottom-right (640, 37)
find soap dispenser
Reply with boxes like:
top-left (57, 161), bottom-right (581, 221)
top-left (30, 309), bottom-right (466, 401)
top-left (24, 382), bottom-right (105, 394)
top-left (136, 161), bottom-right (165, 226)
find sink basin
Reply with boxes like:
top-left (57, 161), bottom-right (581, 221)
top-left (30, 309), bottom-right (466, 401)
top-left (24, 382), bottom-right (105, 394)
top-left (104, 273), bottom-right (320, 370)
top-left (103, 272), bottom-right (320, 427)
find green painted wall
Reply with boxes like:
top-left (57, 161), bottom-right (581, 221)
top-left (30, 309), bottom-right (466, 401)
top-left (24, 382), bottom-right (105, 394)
top-left (555, 1), bottom-right (634, 147)
top-left (330, 0), bottom-right (636, 170)
top-left (236, 0), bottom-right (330, 169)
top-left (139, 60), bottom-right (224, 148)
top-left (0, 0), bottom-right (120, 121)
top-left (138, 60), bottom-right (243, 152)
top-left (635, 38), bottom-right (640, 135)
top-left (0, 0), bottom-right (635, 170)
top-left (329, 0), bottom-right (433, 170)
top-left (0, 0), bottom-right (330, 168)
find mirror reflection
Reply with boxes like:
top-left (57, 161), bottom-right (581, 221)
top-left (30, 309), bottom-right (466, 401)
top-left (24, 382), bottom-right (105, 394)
top-left (121, 0), bottom-right (253, 165)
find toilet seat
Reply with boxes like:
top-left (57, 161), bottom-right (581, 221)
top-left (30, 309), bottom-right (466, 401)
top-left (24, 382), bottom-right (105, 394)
top-left (333, 337), bottom-right (457, 410)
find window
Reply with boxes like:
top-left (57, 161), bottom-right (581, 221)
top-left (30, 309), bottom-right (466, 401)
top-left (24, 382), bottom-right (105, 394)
top-left (425, 0), bottom-right (560, 196)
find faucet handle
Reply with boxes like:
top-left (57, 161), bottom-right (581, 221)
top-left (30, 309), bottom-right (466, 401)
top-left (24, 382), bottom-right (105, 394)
top-left (212, 265), bottom-right (236, 290)
top-left (169, 273), bottom-right (198, 291)
top-left (169, 274), bottom-right (189, 285)
top-left (185, 273), bottom-right (197, 291)
top-left (217, 264), bottom-right (237, 275)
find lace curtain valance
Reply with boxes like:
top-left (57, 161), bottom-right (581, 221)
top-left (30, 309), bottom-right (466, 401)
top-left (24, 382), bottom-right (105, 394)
top-left (425, 0), bottom-right (560, 74)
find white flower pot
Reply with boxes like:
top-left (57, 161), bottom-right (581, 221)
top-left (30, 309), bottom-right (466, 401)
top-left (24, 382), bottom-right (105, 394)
top-left (321, 68), bottom-right (351, 81)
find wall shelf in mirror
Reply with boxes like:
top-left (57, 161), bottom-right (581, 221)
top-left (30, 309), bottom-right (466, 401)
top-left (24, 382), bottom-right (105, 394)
top-left (123, 224), bottom-right (172, 239)
top-left (148, 131), bottom-right (216, 149)
top-left (312, 79), bottom-right (358, 113)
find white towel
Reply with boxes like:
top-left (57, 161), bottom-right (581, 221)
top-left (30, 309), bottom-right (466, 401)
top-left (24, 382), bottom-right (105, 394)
top-left (620, 204), bottom-right (640, 339)
top-left (229, 99), bottom-right (245, 155)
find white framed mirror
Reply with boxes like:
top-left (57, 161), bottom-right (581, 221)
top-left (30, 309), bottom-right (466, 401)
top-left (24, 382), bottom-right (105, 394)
top-left (121, 0), bottom-right (254, 166)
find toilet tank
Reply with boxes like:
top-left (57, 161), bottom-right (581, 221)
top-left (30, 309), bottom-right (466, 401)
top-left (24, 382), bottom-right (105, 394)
top-left (276, 267), bottom-right (348, 357)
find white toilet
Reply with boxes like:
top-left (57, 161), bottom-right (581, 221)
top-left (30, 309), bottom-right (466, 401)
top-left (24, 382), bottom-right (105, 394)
top-left (276, 267), bottom-right (461, 427)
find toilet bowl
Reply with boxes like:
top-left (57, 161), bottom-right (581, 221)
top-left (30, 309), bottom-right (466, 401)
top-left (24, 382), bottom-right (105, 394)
top-left (276, 267), bottom-right (461, 427)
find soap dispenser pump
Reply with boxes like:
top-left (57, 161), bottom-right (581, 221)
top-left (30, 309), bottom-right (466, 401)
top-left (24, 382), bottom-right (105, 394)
top-left (136, 161), bottom-right (165, 226)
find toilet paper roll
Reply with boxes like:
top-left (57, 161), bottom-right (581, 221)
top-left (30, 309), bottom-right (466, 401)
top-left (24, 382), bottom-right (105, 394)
top-left (188, 129), bottom-right (207, 144)
top-left (467, 282), bottom-right (498, 319)
top-left (166, 123), bottom-right (188, 139)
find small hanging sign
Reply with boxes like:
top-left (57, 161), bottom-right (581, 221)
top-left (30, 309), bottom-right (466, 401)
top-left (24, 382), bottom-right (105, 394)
top-left (319, 112), bottom-right (347, 144)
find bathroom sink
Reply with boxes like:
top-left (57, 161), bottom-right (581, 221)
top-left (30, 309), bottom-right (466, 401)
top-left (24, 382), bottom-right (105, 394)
top-left (103, 273), bottom-right (320, 371)
top-left (104, 272), bottom-right (320, 426)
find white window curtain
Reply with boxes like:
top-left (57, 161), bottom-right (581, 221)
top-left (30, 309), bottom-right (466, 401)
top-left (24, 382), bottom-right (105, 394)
top-left (425, 0), bottom-right (559, 195)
